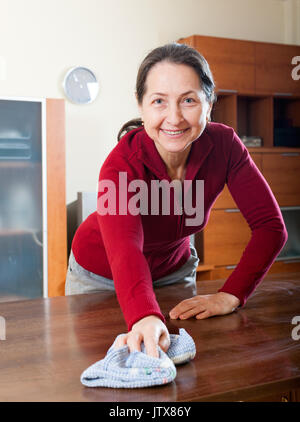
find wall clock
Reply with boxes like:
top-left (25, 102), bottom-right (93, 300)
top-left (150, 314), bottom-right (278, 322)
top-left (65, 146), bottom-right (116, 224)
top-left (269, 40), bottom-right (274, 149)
top-left (63, 66), bottom-right (99, 104)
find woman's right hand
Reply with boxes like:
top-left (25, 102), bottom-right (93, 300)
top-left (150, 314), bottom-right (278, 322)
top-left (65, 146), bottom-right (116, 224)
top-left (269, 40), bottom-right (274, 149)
top-left (114, 315), bottom-right (170, 358)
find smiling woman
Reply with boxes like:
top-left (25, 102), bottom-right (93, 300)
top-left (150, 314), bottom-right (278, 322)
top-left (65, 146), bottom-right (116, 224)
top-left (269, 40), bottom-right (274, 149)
top-left (66, 43), bottom-right (287, 361)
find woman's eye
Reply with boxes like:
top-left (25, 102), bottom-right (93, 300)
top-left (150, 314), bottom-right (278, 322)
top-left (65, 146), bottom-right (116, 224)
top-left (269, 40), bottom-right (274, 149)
top-left (184, 98), bottom-right (195, 104)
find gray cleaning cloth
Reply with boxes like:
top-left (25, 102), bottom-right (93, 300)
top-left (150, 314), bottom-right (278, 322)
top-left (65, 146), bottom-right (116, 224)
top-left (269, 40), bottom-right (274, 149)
top-left (81, 328), bottom-right (196, 388)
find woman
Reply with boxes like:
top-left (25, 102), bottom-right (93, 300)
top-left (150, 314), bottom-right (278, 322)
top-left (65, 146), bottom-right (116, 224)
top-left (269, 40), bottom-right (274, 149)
top-left (65, 43), bottom-right (287, 358)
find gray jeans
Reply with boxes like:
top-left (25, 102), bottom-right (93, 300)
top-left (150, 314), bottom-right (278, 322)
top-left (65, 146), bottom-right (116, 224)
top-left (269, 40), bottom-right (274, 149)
top-left (65, 243), bottom-right (199, 296)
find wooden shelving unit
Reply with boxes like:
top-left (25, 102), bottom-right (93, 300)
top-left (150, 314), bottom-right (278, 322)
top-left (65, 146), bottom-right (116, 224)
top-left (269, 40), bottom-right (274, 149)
top-left (178, 34), bottom-right (300, 280)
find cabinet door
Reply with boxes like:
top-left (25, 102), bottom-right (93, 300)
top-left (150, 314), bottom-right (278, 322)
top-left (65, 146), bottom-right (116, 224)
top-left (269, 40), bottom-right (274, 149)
top-left (0, 99), bottom-right (44, 301)
top-left (204, 209), bottom-right (251, 265)
top-left (255, 42), bottom-right (300, 94)
top-left (213, 153), bottom-right (263, 209)
top-left (262, 152), bottom-right (300, 206)
top-left (191, 35), bottom-right (256, 93)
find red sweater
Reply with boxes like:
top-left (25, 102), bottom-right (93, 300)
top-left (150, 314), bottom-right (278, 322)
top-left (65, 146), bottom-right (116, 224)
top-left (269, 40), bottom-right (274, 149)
top-left (72, 123), bottom-right (287, 330)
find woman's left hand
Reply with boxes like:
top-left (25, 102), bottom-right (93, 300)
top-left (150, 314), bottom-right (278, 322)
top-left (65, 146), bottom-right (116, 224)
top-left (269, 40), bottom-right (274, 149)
top-left (169, 292), bottom-right (240, 320)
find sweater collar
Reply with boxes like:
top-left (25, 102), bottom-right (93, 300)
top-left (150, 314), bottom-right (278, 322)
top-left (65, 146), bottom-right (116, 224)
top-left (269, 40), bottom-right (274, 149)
top-left (136, 126), bottom-right (214, 182)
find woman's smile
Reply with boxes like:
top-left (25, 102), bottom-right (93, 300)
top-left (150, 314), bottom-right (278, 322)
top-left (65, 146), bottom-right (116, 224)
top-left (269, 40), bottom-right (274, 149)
top-left (160, 127), bottom-right (190, 138)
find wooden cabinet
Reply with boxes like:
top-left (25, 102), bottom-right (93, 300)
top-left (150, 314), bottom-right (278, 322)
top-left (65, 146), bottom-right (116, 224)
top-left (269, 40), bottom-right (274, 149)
top-left (0, 97), bottom-right (67, 301)
top-left (178, 34), bottom-right (300, 279)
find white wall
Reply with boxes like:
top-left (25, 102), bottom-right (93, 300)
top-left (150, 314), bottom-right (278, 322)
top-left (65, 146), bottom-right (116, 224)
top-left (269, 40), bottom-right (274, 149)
top-left (0, 0), bottom-right (298, 203)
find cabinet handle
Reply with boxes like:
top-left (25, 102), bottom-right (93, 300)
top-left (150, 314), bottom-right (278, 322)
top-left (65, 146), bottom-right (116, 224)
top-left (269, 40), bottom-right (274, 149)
top-left (273, 92), bottom-right (293, 96)
top-left (225, 209), bottom-right (240, 213)
top-left (281, 153), bottom-right (299, 157)
top-left (226, 265), bottom-right (237, 269)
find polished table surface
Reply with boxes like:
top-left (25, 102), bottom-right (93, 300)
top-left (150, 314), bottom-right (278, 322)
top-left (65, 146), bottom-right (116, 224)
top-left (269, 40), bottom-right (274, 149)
top-left (0, 272), bottom-right (300, 402)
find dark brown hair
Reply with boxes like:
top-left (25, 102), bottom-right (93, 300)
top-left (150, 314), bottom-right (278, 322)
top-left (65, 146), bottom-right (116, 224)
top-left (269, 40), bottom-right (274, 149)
top-left (117, 42), bottom-right (216, 141)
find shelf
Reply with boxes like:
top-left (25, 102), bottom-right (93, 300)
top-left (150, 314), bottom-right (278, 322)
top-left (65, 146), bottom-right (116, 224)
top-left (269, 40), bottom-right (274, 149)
top-left (212, 94), bottom-right (300, 150)
top-left (237, 95), bottom-right (273, 148)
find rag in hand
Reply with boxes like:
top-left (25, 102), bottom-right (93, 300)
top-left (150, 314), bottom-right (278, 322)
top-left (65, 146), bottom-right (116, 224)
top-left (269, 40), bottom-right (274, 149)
top-left (80, 328), bottom-right (196, 388)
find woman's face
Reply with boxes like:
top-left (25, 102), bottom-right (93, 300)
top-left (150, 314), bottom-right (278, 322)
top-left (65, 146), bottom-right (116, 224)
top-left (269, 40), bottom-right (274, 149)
top-left (138, 61), bottom-right (212, 155)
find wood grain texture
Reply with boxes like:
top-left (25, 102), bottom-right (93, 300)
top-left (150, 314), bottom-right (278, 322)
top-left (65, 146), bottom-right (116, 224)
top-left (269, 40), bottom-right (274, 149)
top-left (255, 42), bottom-right (300, 94)
top-left (179, 35), bottom-right (256, 93)
top-left (179, 34), bottom-right (300, 95)
top-left (0, 272), bottom-right (299, 402)
top-left (262, 153), bottom-right (300, 206)
top-left (46, 99), bottom-right (67, 297)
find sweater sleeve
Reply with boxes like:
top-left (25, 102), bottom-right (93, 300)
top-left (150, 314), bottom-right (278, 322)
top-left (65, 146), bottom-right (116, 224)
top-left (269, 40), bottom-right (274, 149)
top-left (218, 130), bottom-right (288, 305)
top-left (96, 159), bottom-right (165, 331)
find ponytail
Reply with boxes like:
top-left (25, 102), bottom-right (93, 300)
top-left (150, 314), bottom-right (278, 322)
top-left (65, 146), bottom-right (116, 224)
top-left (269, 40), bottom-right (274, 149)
top-left (117, 118), bottom-right (143, 142)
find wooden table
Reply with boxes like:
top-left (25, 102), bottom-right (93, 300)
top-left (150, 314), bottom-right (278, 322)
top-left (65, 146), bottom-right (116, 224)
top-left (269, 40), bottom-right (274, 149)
top-left (0, 272), bottom-right (300, 402)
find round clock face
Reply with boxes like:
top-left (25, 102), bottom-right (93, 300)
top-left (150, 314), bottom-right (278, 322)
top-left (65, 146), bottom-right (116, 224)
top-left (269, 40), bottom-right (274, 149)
top-left (63, 66), bottom-right (99, 104)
